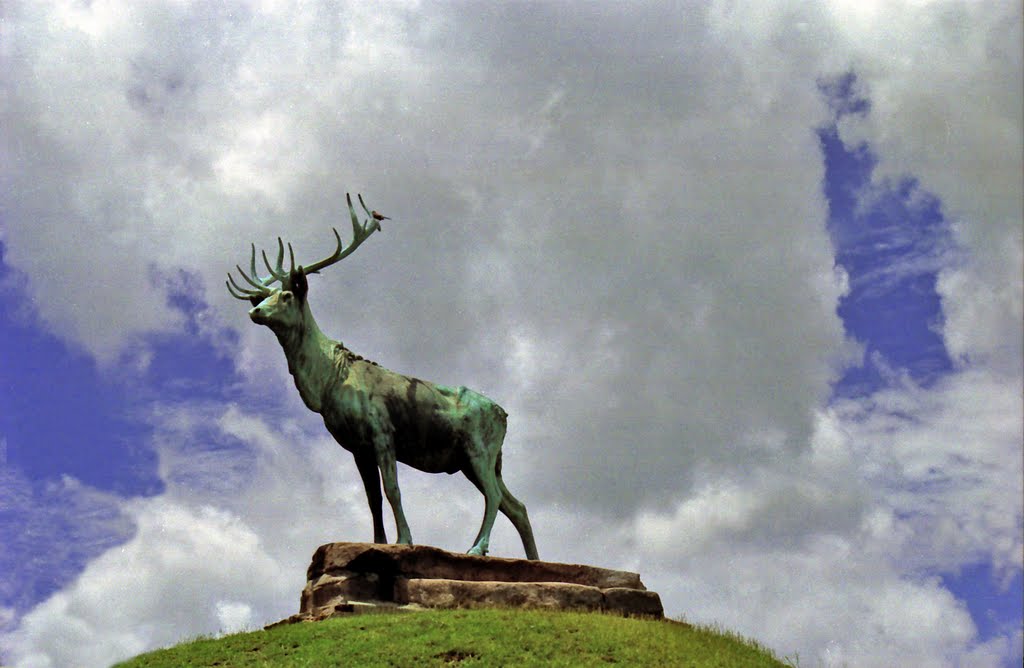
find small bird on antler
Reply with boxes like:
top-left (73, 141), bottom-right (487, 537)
top-left (370, 210), bottom-right (390, 231)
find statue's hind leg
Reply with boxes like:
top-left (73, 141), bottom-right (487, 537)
top-left (465, 447), bottom-right (502, 557)
top-left (463, 457), bottom-right (539, 560)
top-left (496, 475), bottom-right (538, 560)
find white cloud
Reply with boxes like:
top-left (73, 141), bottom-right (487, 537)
top-left (938, 231), bottom-right (1023, 373)
top-left (2, 1), bottom-right (1020, 667)
top-left (833, 370), bottom-right (1024, 577)
top-left (649, 544), bottom-right (981, 668)
top-left (215, 600), bottom-right (254, 635)
top-left (626, 391), bottom-right (1020, 666)
top-left (832, 2), bottom-right (1022, 245)
top-left (1, 402), bottom-right (335, 667)
top-left (4, 501), bottom-right (283, 668)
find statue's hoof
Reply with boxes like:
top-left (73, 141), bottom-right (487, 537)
top-left (467, 546), bottom-right (487, 557)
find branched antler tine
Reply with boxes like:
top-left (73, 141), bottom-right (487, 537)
top-left (227, 239), bottom-right (279, 300)
top-left (358, 193), bottom-right (373, 219)
top-left (357, 193), bottom-right (381, 232)
top-left (249, 243), bottom-right (265, 285)
top-left (228, 272), bottom-right (247, 294)
top-left (236, 263), bottom-right (268, 291)
top-left (227, 273), bottom-right (263, 299)
top-left (261, 238), bottom-right (289, 281)
top-left (288, 242), bottom-right (296, 274)
top-left (302, 227), bottom-right (344, 275)
top-left (226, 278), bottom-right (251, 301)
top-left (347, 192), bottom-right (362, 239)
top-left (301, 194), bottom-right (381, 275)
top-left (261, 249), bottom-right (277, 278)
top-left (228, 272), bottom-right (266, 299)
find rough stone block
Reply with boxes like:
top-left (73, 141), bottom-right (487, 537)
top-left (308, 542), bottom-right (645, 590)
top-left (395, 578), bottom-right (607, 611)
top-left (283, 542), bottom-right (665, 625)
top-left (300, 572), bottom-right (386, 615)
top-left (603, 587), bottom-right (665, 617)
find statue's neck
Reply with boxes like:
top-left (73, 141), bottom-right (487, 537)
top-left (275, 305), bottom-right (336, 412)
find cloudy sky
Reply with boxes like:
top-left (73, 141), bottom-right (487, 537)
top-left (1, 1), bottom-right (1021, 666)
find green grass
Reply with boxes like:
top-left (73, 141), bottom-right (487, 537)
top-left (114, 608), bottom-right (791, 667)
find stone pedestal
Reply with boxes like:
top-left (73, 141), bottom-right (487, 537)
top-left (278, 542), bottom-right (663, 625)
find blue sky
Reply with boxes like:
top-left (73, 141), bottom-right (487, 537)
top-left (820, 75), bottom-right (955, 396)
top-left (2, 3), bottom-right (1021, 667)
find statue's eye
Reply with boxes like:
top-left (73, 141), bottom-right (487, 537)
top-left (282, 292), bottom-right (293, 302)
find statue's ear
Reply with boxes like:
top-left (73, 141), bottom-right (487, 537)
top-left (290, 267), bottom-right (308, 302)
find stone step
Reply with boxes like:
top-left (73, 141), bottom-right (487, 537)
top-left (308, 542), bottom-right (645, 590)
top-left (395, 577), bottom-right (665, 617)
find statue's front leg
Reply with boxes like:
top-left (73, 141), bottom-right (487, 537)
top-left (375, 441), bottom-right (413, 545)
top-left (354, 452), bottom-right (387, 543)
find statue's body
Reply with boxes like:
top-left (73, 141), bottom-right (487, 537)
top-left (228, 194), bottom-right (538, 560)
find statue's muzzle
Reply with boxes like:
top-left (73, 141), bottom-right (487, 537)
top-left (249, 306), bottom-right (268, 324)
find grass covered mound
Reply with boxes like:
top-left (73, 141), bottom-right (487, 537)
top-left (115, 608), bottom-right (791, 667)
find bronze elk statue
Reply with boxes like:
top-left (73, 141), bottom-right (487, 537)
top-left (227, 194), bottom-right (538, 559)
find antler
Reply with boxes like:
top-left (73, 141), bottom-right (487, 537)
top-left (302, 193), bottom-right (381, 275)
top-left (226, 193), bottom-right (382, 301)
top-left (226, 240), bottom-right (281, 301)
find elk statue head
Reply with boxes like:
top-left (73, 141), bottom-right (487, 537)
top-left (226, 193), bottom-right (380, 340)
